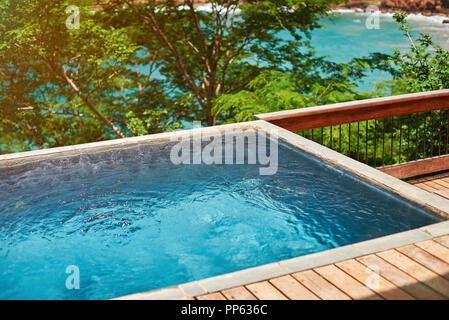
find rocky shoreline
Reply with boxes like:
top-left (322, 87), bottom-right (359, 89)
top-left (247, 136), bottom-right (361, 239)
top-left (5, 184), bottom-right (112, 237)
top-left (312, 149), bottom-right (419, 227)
top-left (331, 0), bottom-right (449, 19)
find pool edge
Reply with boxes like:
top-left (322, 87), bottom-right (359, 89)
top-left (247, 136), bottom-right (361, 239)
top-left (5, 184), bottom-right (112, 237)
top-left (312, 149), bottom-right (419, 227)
top-left (114, 220), bottom-right (449, 300)
top-left (0, 121), bottom-right (264, 166)
top-left (113, 120), bottom-right (449, 300)
top-left (255, 120), bottom-right (449, 220)
top-left (2, 120), bottom-right (448, 300)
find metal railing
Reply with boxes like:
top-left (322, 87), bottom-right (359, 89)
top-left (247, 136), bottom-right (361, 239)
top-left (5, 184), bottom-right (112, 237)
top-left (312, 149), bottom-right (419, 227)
top-left (255, 89), bottom-right (449, 179)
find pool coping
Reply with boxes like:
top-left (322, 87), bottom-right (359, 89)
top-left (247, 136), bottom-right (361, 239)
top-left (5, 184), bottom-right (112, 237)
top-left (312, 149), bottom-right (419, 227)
top-left (0, 121), bottom-right (265, 166)
top-left (113, 120), bottom-right (449, 300)
top-left (114, 220), bottom-right (449, 300)
top-left (2, 120), bottom-right (448, 300)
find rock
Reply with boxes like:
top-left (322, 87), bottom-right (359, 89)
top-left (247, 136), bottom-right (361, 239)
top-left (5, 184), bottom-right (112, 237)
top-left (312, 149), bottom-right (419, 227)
top-left (383, 0), bottom-right (395, 8)
top-left (331, 0), bottom-right (449, 15)
top-left (443, 19), bottom-right (449, 24)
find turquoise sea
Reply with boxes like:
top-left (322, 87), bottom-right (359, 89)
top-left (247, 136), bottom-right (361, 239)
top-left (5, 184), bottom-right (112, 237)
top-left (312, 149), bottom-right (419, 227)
top-left (175, 11), bottom-right (449, 129)
top-left (145, 11), bottom-right (449, 94)
top-left (312, 11), bottom-right (449, 91)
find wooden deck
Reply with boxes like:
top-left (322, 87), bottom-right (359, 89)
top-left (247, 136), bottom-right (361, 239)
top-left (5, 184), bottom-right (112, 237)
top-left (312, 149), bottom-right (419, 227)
top-left (194, 173), bottom-right (449, 300)
top-left (409, 172), bottom-right (449, 201)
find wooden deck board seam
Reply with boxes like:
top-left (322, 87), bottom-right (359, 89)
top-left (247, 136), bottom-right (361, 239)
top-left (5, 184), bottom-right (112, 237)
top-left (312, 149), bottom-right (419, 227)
top-left (380, 249), bottom-right (449, 298)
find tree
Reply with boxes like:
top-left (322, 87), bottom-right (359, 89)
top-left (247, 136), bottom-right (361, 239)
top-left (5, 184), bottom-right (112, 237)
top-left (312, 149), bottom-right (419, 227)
top-left (105, 0), bottom-right (344, 127)
top-left (0, 0), bottom-right (138, 153)
top-left (213, 61), bottom-right (381, 123)
top-left (392, 12), bottom-right (449, 92)
top-left (2, 0), bottom-right (392, 154)
top-left (389, 13), bottom-right (449, 160)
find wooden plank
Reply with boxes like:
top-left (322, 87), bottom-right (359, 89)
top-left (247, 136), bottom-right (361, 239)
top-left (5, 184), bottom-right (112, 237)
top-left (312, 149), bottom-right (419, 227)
top-left (269, 275), bottom-right (320, 300)
top-left (423, 181), bottom-right (447, 190)
top-left (221, 287), bottom-right (257, 300)
top-left (245, 281), bottom-right (288, 300)
top-left (254, 89), bottom-right (449, 132)
top-left (377, 250), bottom-right (449, 298)
top-left (378, 155), bottom-right (449, 179)
top-left (436, 189), bottom-right (449, 200)
top-left (314, 265), bottom-right (382, 300)
top-left (336, 259), bottom-right (415, 300)
top-left (292, 270), bottom-right (351, 300)
top-left (414, 182), bottom-right (439, 193)
top-left (432, 179), bottom-right (449, 189)
top-left (357, 254), bottom-right (446, 300)
top-left (408, 176), bottom-right (433, 185)
top-left (435, 235), bottom-right (449, 249)
top-left (397, 245), bottom-right (449, 281)
top-left (196, 292), bottom-right (227, 300)
top-left (414, 182), bottom-right (436, 190)
top-left (415, 240), bottom-right (449, 265)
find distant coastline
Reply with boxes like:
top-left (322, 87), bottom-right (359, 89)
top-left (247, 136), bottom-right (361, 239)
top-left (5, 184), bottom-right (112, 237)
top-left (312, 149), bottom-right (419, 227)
top-left (331, 0), bottom-right (449, 20)
top-left (331, 8), bottom-right (449, 26)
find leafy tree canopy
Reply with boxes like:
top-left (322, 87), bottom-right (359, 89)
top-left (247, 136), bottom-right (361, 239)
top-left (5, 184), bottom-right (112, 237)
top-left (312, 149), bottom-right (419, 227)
top-left (391, 12), bottom-right (449, 93)
top-left (0, 0), bottom-right (395, 153)
top-left (0, 0), bottom-right (139, 152)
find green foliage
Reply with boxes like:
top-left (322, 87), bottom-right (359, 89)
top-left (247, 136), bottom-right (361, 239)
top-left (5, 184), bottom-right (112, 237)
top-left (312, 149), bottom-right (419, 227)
top-left (372, 79), bottom-right (409, 97)
top-left (105, 0), bottom-right (345, 126)
top-left (303, 112), bottom-right (449, 168)
top-left (386, 14), bottom-right (449, 165)
top-left (311, 14), bottom-right (449, 168)
top-left (392, 12), bottom-right (449, 92)
top-left (2, 0), bottom-right (357, 153)
top-left (0, 0), bottom-right (409, 154)
top-left (0, 0), bottom-right (139, 152)
top-left (214, 68), bottom-right (371, 123)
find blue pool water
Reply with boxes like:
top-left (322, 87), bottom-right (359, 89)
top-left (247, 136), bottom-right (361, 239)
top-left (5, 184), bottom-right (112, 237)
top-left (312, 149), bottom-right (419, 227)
top-left (0, 132), bottom-right (441, 299)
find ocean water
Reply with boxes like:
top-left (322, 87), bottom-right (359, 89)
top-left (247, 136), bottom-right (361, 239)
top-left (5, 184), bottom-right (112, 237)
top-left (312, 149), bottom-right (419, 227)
top-left (311, 12), bottom-right (449, 91)
top-left (138, 12), bottom-right (449, 93)
top-left (0, 132), bottom-right (440, 299)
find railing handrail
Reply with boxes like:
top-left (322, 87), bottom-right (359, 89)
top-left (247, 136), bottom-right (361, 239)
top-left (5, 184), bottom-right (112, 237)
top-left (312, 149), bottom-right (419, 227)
top-left (254, 89), bottom-right (449, 132)
top-left (255, 89), bottom-right (449, 179)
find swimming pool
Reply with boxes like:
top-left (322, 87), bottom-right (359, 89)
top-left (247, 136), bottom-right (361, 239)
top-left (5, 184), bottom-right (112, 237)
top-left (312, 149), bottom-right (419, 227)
top-left (0, 122), bottom-right (444, 300)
